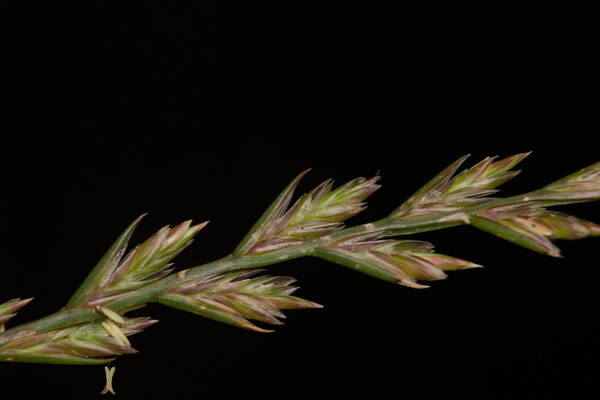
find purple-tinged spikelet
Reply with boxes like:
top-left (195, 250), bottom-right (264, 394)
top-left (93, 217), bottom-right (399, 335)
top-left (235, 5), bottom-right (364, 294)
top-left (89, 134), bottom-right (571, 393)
top-left (0, 298), bottom-right (33, 330)
top-left (74, 216), bottom-right (209, 307)
top-left (318, 234), bottom-right (481, 289)
top-left (235, 170), bottom-right (381, 256)
top-left (0, 316), bottom-right (158, 364)
top-left (391, 153), bottom-right (531, 218)
top-left (161, 270), bottom-right (322, 332)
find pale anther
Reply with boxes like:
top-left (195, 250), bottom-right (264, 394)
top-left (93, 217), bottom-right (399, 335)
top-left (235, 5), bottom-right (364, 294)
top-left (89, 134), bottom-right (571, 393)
top-left (96, 306), bottom-right (125, 325)
top-left (102, 320), bottom-right (131, 347)
top-left (101, 366), bottom-right (116, 395)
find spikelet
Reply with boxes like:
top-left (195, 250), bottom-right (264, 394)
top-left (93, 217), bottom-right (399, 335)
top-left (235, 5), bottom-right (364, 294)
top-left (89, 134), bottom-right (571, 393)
top-left (318, 232), bottom-right (482, 289)
top-left (235, 170), bottom-right (381, 256)
top-left (0, 298), bottom-right (33, 332)
top-left (391, 153), bottom-right (531, 218)
top-left (161, 270), bottom-right (322, 332)
top-left (0, 316), bottom-right (157, 365)
top-left (533, 160), bottom-right (600, 204)
top-left (71, 216), bottom-right (209, 307)
top-left (472, 204), bottom-right (600, 257)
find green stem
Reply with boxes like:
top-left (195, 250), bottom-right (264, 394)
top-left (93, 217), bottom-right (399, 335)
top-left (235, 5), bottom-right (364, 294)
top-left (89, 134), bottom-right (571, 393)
top-left (0, 215), bottom-right (411, 346)
top-left (0, 186), bottom-right (573, 353)
top-left (0, 241), bottom-right (323, 347)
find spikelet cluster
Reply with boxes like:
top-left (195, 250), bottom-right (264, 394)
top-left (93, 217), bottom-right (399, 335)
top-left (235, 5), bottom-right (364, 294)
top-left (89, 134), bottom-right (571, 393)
top-left (2, 154), bottom-right (599, 367)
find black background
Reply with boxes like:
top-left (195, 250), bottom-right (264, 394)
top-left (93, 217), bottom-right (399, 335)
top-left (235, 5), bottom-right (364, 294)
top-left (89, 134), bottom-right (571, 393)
top-left (1, 2), bottom-right (598, 399)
